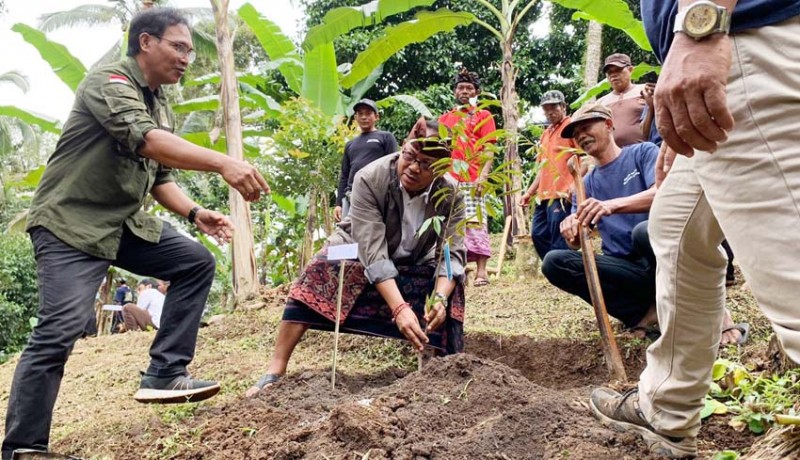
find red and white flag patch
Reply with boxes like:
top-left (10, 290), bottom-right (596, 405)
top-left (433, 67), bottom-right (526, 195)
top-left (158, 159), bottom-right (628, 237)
top-left (108, 74), bottom-right (129, 85)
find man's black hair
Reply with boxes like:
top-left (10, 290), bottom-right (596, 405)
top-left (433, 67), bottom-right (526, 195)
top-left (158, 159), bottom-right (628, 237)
top-left (127, 7), bottom-right (190, 57)
top-left (139, 278), bottom-right (156, 288)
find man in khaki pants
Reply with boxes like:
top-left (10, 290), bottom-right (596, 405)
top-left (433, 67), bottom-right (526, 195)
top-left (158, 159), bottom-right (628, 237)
top-left (590, 1), bottom-right (800, 458)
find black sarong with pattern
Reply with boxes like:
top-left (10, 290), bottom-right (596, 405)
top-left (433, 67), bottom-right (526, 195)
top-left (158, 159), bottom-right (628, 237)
top-left (284, 253), bottom-right (465, 354)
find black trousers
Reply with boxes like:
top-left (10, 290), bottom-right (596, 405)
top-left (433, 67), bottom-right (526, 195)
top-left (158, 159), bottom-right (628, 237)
top-left (542, 220), bottom-right (655, 328)
top-left (2, 224), bottom-right (215, 459)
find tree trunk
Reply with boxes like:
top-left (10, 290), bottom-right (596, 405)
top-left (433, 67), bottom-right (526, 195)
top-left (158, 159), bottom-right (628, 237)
top-left (500, 38), bottom-right (526, 242)
top-left (211, 0), bottom-right (259, 305)
top-left (582, 20), bottom-right (604, 92)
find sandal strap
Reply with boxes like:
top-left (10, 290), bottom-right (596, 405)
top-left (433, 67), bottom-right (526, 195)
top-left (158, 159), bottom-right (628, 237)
top-left (254, 373), bottom-right (281, 389)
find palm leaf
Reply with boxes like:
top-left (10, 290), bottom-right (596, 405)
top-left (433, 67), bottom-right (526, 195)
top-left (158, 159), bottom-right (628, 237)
top-left (302, 0), bottom-right (435, 51)
top-left (550, 0), bottom-right (652, 51)
top-left (0, 106), bottom-right (62, 134)
top-left (301, 42), bottom-right (339, 116)
top-left (378, 94), bottom-right (433, 118)
top-left (0, 70), bottom-right (30, 93)
top-left (343, 64), bottom-right (384, 112)
top-left (237, 2), bottom-right (303, 94)
top-left (340, 8), bottom-right (475, 89)
top-left (570, 63), bottom-right (660, 108)
top-left (12, 23), bottom-right (87, 92)
top-left (37, 4), bottom-right (122, 32)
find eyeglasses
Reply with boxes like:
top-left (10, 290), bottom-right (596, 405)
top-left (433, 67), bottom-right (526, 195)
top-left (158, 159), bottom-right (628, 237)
top-left (154, 35), bottom-right (196, 63)
top-left (401, 150), bottom-right (436, 171)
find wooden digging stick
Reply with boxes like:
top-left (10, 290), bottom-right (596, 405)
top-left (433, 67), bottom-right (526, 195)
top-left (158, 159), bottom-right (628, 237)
top-left (568, 156), bottom-right (628, 382)
top-left (331, 260), bottom-right (346, 390)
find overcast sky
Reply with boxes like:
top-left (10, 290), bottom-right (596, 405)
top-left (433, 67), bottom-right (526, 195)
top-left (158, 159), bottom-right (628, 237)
top-left (0, 0), bottom-right (303, 122)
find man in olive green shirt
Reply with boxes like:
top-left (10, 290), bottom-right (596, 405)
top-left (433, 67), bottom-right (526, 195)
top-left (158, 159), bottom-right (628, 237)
top-left (2, 8), bottom-right (269, 459)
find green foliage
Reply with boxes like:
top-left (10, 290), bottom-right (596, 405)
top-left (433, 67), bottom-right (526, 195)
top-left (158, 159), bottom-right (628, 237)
top-left (552, 0), bottom-right (651, 51)
top-left (340, 8), bottom-right (475, 88)
top-left (0, 233), bottom-right (38, 359)
top-left (238, 2), bottom-right (304, 94)
top-left (705, 359), bottom-right (800, 434)
top-left (713, 452), bottom-right (740, 460)
top-left (303, 0), bottom-right (436, 50)
top-left (12, 23), bottom-right (87, 92)
top-left (0, 106), bottom-right (61, 135)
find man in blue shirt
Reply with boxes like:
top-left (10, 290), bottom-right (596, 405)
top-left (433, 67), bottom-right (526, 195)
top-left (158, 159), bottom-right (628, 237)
top-left (591, 1), bottom-right (800, 458)
top-left (542, 103), bottom-right (660, 336)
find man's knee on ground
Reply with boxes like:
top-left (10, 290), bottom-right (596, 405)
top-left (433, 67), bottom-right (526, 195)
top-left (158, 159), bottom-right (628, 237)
top-left (542, 250), bottom-right (573, 283)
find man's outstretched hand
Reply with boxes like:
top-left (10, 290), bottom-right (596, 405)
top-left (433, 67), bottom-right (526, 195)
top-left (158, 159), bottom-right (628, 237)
top-left (195, 209), bottom-right (234, 244)
top-left (655, 33), bottom-right (735, 156)
top-left (220, 159), bottom-right (270, 202)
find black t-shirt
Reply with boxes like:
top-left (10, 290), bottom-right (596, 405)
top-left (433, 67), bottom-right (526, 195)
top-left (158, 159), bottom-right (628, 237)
top-left (336, 130), bottom-right (398, 206)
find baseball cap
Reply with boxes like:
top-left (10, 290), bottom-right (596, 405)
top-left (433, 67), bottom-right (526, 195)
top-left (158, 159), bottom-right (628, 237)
top-left (561, 103), bottom-right (613, 139)
top-left (540, 90), bottom-right (566, 106)
top-left (602, 53), bottom-right (633, 72)
top-left (353, 98), bottom-right (378, 114)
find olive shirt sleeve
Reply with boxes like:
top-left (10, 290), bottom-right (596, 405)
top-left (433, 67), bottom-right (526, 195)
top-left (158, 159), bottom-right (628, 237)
top-left (81, 71), bottom-right (175, 185)
top-left (81, 72), bottom-right (160, 157)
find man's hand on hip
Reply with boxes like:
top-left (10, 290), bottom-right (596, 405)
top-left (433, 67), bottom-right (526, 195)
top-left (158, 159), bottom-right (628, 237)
top-left (655, 33), bottom-right (735, 156)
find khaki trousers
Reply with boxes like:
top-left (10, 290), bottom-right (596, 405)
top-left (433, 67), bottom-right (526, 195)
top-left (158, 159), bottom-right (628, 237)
top-left (639, 16), bottom-right (800, 437)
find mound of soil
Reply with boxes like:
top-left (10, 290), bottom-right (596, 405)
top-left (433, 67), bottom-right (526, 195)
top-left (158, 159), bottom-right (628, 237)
top-left (118, 354), bottom-right (664, 460)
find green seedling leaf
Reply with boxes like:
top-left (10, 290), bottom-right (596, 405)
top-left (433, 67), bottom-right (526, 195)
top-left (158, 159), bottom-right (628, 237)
top-left (712, 359), bottom-right (734, 381)
top-left (713, 451), bottom-right (739, 460)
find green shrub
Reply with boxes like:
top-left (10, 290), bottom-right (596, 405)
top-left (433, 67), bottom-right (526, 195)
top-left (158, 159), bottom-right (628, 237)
top-left (0, 233), bottom-right (38, 357)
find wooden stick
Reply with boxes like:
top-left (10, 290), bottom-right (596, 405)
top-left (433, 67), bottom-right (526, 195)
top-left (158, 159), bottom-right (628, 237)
top-left (492, 215), bottom-right (513, 279)
top-left (331, 260), bottom-right (346, 390)
top-left (569, 156), bottom-right (627, 382)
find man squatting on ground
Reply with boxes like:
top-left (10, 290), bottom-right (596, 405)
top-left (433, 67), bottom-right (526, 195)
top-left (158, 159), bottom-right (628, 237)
top-left (334, 98), bottom-right (398, 222)
top-left (438, 68), bottom-right (497, 287)
top-left (246, 118), bottom-right (466, 397)
top-left (590, 0), bottom-right (800, 458)
top-left (2, 8), bottom-right (270, 460)
top-left (541, 103), bottom-right (662, 338)
top-left (542, 103), bottom-right (746, 343)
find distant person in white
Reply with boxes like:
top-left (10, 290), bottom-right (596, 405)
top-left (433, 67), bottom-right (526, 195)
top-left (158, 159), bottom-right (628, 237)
top-left (122, 278), bottom-right (165, 331)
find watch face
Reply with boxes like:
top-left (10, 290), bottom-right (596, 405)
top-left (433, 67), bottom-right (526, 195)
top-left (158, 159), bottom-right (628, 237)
top-left (685, 4), bottom-right (718, 36)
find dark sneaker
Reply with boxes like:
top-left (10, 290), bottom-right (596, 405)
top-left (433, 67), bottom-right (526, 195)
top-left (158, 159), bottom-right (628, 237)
top-left (590, 388), bottom-right (697, 459)
top-left (134, 373), bottom-right (220, 404)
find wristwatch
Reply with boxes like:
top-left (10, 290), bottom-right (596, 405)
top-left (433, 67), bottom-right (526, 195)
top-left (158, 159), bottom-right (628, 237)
top-left (673, 0), bottom-right (731, 40)
top-left (434, 292), bottom-right (448, 304)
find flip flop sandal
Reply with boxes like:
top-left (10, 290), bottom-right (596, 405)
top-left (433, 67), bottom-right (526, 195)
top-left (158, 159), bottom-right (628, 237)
top-left (253, 373), bottom-right (282, 390)
top-left (721, 322), bottom-right (750, 346)
top-left (473, 277), bottom-right (490, 287)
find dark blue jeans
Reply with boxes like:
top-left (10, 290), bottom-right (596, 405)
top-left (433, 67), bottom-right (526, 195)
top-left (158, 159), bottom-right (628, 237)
top-left (531, 198), bottom-right (570, 260)
top-left (542, 220), bottom-right (655, 328)
top-left (2, 224), bottom-right (215, 459)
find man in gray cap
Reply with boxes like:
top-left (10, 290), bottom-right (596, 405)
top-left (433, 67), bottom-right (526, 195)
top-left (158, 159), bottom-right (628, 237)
top-left (334, 98), bottom-right (398, 221)
top-left (541, 102), bottom-right (660, 338)
top-left (520, 90), bottom-right (579, 258)
top-left (597, 53), bottom-right (646, 147)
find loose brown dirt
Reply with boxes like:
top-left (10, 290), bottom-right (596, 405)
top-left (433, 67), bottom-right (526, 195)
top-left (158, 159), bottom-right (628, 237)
top-left (0, 243), bottom-right (767, 460)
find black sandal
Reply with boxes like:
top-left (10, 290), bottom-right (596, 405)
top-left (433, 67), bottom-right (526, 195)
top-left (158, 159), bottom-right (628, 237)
top-left (253, 373), bottom-right (281, 390)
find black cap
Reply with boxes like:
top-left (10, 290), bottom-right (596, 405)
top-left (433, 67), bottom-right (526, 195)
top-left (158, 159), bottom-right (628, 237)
top-left (353, 98), bottom-right (378, 114)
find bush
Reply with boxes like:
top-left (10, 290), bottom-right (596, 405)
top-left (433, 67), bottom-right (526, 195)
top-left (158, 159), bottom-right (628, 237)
top-left (0, 233), bottom-right (38, 358)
